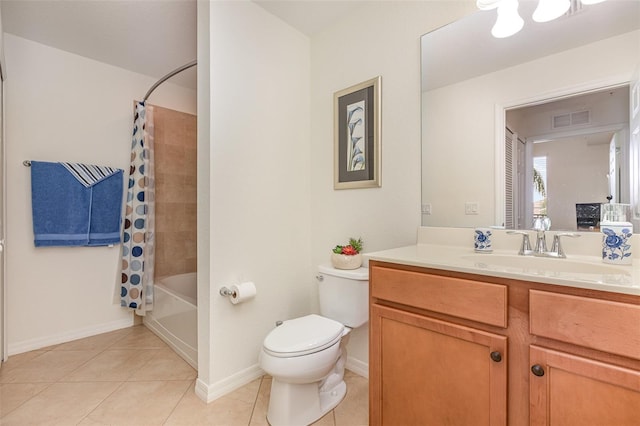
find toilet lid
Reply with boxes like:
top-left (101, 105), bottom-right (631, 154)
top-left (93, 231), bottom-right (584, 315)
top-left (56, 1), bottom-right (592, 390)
top-left (263, 314), bottom-right (345, 357)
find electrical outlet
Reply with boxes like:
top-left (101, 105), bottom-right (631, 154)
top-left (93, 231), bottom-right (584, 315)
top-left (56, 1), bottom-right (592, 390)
top-left (465, 202), bottom-right (479, 215)
top-left (421, 204), bottom-right (432, 215)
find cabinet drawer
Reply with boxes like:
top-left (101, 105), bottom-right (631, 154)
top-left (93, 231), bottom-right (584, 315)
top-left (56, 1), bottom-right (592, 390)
top-left (371, 266), bottom-right (507, 328)
top-left (530, 290), bottom-right (640, 360)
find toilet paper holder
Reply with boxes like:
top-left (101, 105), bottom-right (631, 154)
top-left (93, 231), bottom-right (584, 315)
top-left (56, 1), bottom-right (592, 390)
top-left (219, 282), bottom-right (257, 305)
top-left (219, 286), bottom-right (237, 298)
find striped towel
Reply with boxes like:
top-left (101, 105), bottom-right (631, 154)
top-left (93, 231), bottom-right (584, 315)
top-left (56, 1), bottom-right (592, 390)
top-left (30, 161), bottom-right (124, 247)
top-left (60, 162), bottom-right (121, 188)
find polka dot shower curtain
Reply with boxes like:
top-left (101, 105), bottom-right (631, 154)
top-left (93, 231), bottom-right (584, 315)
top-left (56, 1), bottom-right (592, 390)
top-left (120, 101), bottom-right (156, 313)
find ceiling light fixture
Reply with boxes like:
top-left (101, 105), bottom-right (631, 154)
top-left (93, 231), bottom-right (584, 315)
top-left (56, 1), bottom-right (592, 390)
top-left (492, 0), bottom-right (524, 38)
top-left (477, 0), bottom-right (524, 38)
top-left (477, 0), bottom-right (608, 38)
top-left (533, 0), bottom-right (570, 23)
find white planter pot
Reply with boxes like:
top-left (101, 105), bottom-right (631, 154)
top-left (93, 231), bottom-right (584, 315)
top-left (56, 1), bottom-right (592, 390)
top-left (330, 253), bottom-right (362, 270)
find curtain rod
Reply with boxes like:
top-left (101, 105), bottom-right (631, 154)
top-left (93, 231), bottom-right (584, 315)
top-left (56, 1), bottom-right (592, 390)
top-left (143, 59), bottom-right (197, 101)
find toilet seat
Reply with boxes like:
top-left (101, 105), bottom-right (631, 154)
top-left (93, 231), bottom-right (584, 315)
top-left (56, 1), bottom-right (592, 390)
top-left (263, 314), bottom-right (344, 357)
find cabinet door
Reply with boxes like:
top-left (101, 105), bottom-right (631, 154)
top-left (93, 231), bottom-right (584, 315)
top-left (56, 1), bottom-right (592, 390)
top-left (370, 304), bottom-right (507, 426)
top-left (530, 345), bottom-right (640, 426)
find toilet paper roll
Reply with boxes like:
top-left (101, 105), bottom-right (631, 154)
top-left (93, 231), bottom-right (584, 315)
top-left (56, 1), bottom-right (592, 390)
top-left (229, 282), bottom-right (256, 305)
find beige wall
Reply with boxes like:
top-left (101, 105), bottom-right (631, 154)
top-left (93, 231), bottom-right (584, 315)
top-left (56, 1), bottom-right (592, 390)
top-left (199, 0), bottom-right (312, 399)
top-left (153, 105), bottom-right (197, 278)
top-left (310, 0), bottom-right (476, 369)
top-left (4, 33), bottom-right (196, 354)
top-left (198, 1), bottom-right (477, 394)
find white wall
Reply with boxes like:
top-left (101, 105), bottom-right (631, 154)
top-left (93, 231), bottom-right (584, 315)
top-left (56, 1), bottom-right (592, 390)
top-left (196, 0), bottom-right (212, 397)
top-left (422, 30), bottom-right (640, 228)
top-left (197, 1), bottom-right (312, 400)
top-left (310, 1), bottom-right (475, 369)
top-left (4, 33), bottom-right (196, 354)
top-left (193, 1), bottom-right (477, 397)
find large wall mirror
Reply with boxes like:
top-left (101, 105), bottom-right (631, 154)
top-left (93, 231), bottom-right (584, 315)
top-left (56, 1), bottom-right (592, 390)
top-left (421, 0), bottom-right (640, 232)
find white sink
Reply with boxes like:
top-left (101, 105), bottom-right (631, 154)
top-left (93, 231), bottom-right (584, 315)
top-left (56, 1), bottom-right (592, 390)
top-left (461, 254), bottom-right (632, 277)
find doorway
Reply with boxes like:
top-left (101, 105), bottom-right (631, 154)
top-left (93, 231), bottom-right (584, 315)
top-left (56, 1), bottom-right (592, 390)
top-left (504, 85), bottom-right (630, 231)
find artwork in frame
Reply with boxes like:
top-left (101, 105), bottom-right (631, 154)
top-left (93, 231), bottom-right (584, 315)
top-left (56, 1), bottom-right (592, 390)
top-left (334, 76), bottom-right (381, 189)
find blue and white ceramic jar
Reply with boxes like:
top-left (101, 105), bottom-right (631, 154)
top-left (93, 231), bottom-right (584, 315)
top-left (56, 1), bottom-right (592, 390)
top-left (474, 228), bottom-right (492, 253)
top-left (601, 222), bottom-right (633, 265)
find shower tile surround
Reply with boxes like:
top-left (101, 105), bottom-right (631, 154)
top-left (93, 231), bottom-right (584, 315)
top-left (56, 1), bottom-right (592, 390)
top-left (0, 325), bottom-right (369, 425)
top-left (152, 105), bottom-right (197, 278)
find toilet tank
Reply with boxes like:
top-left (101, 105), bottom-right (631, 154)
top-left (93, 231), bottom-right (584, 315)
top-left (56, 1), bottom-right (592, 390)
top-left (317, 264), bottom-right (369, 328)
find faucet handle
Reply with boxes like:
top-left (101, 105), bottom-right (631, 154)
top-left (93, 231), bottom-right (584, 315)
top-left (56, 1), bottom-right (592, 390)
top-left (551, 232), bottom-right (581, 258)
top-left (507, 230), bottom-right (532, 255)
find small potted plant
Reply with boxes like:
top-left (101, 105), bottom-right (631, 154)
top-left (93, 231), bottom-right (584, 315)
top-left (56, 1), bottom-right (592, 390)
top-left (331, 237), bottom-right (363, 270)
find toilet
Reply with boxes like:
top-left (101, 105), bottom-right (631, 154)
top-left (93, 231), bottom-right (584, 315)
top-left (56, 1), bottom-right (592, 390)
top-left (258, 264), bottom-right (369, 426)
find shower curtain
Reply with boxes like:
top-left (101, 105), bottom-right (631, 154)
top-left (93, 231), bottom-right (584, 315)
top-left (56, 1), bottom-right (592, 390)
top-left (120, 101), bottom-right (156, 313)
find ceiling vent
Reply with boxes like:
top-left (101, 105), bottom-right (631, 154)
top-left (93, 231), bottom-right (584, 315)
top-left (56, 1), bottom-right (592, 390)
top-left (552, 110), bottom-right (591, 129)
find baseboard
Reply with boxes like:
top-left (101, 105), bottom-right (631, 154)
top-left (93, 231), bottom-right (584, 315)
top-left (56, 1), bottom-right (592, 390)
top-left (346, 356), bottom-right (369, 379)
top-left (195, 363), bottom-right (265, 403)
top-left (193, 358), bottom-right (366, 404)
top-left (7, 317), bottom-right (134, 355)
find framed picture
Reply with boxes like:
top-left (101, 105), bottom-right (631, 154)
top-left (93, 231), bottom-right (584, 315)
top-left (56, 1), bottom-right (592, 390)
top-left (334, 76), bottom-right (381, 189)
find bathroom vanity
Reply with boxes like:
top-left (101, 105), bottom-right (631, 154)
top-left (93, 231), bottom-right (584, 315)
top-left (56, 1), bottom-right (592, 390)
top-left (367, 228), bottom-right (640, 426)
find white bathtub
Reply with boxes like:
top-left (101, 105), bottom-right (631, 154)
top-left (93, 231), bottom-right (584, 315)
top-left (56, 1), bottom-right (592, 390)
top-left (143, 272), bottom-right (197, 368)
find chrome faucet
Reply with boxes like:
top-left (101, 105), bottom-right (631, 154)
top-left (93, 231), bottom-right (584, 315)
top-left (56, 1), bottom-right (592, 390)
top-left (532, 216), bottom-right (551, 255)
top-left (508, 216), bottom-right (580, 258)
top-left (507, 230), bottom-right (532, 255)
top-left (547, 232), bottom-right (581, 258)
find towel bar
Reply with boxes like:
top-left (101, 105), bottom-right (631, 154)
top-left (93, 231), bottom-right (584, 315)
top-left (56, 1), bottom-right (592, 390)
top-left (23, 160), bottom-right (31, 167)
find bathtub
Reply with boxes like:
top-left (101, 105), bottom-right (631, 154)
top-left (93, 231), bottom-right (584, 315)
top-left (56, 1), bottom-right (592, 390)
top-left (143, 272), bottom-right (197, 368)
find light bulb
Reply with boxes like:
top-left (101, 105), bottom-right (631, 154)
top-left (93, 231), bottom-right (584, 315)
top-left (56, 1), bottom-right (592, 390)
top-left (533, 0), bottom-right (571, 22)
top-left (477, 0), bottom-right (503, 10)
top-left (492, 0), bottom-right (524, 38)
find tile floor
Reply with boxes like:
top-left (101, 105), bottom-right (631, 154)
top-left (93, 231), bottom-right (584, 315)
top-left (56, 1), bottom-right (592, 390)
top-left (0, 325), bottom-right (368, 425)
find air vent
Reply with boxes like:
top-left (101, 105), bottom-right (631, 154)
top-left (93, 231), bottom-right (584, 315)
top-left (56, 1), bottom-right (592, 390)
top-left (553, 114), bottom-right (571, 128)
top-left (571, 110), bottom-right (590, 125)
top-left (552, 110), bottom-right (591, 129)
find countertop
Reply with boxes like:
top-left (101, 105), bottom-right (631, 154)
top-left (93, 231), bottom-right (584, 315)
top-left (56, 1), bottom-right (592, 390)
top-left (365, 227), bottom-right (640, 296)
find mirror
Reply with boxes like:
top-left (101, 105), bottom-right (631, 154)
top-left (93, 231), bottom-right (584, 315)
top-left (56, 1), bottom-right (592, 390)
top-left (421, 0), bottom-right (640, 231)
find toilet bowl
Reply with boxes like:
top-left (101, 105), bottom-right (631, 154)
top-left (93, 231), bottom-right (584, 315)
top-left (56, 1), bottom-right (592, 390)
top-left (259, 265), bottom-right (368, 426)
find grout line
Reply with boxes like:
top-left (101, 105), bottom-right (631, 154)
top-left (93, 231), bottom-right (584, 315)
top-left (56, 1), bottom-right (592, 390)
top-left (0, 381), bottom-right (53, 420)
top-left (54, 350), bottom-right (105, 383)
top-left (247, 374), bottom-right (264, 425)
top-left (161, 378), bottom-right (197, 425)
top-left (74, 380), bottom-right (126, 425)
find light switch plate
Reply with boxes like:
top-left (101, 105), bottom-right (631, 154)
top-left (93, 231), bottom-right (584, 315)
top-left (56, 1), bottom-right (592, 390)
top-left (465, 202), bottom-right (479, 215)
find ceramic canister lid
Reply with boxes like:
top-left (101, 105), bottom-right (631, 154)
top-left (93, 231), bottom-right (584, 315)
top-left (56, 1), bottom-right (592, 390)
top-left (263, 314), bottom-right (344, 357)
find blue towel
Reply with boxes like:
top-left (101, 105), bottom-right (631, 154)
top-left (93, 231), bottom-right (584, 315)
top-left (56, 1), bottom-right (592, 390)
top-left (30, 161), bottom-right (124, 247)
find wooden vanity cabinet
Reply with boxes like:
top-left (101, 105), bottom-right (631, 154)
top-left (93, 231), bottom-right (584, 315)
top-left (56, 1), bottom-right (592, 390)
top-left (369, 260), bottom-right (640, 426)
top-left (369, 263), bottom-right (509, 426)
top-left (528, 290), bottom-right (640, 425)
top-left (529, 345), bottom-right (640, 426)
top-left (371, 304), bottom-right (507, 425)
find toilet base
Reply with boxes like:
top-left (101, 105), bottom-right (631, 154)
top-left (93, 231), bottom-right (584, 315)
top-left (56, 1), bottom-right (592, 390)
top-left (320, 379), bottom-right (347, 414)
top-left (266, 378), bottom-right (347, 426)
